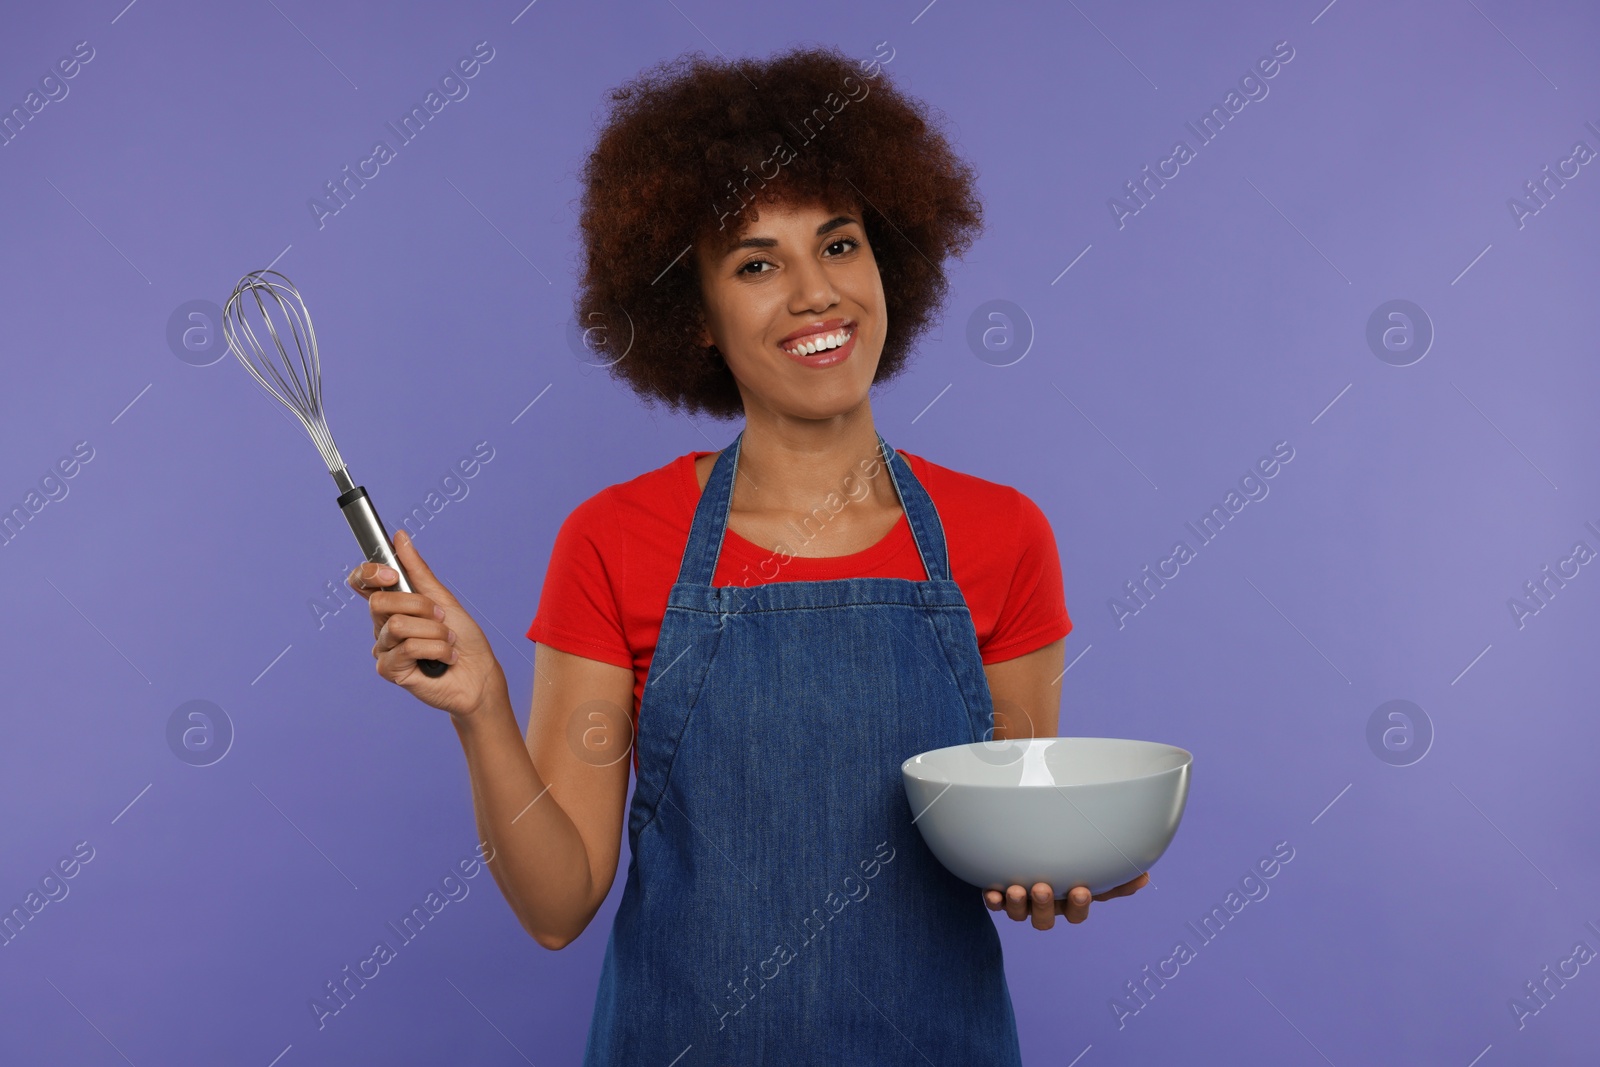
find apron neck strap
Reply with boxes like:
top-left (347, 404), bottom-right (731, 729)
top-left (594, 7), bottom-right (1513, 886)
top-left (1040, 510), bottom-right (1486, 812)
top-left (675, 428), bottom-right (953, 586)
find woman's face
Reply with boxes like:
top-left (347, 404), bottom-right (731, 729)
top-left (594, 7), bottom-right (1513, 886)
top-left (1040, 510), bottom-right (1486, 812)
top-left (695, 197), bottom-right (886, 422)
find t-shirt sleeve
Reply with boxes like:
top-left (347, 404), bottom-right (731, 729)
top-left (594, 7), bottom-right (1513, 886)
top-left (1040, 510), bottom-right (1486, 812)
top-left (980, 489), bottom-right (1073, 664)
top-left (525, 489), bottom-right (633, 670)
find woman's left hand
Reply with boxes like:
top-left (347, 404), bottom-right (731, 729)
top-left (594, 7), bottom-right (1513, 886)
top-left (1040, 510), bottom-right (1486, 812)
top-left (984, 872), bottom-right (1150, 929)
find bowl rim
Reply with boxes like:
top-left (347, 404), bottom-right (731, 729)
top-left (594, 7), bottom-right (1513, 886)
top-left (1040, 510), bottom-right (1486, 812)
top-left (901, 735), bottom-right (1193, 788)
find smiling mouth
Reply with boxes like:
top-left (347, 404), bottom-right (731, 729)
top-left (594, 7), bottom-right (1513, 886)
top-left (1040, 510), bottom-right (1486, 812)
top-left (780, 324), bottom-right (855, 357)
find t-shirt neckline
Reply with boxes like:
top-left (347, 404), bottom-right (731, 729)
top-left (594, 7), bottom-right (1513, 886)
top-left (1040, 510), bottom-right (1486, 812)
top-left (677, 450), bottom-right (915, 574)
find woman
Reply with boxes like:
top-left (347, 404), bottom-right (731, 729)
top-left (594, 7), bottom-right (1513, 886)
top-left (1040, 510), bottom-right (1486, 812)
top-left (349, 45), bottom-right (1147, 1063)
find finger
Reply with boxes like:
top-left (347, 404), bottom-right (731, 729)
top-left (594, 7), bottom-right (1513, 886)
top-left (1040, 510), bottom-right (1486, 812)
top-left (1029, 883), bottom-right (1055, 931)
top-left (390, 633), bottom-right (460, 668)
top-left (348, 561), bottom-right (398, 600)
top-left (1114, 872), bottom-right (1151, 898)
top-left (984, 889), bottom-right (1004, 911)
top-left (1093, 872), bottom-right (1151, 902)
top-left (1063, 885), bottom-right (1092, 924)
top-left (376, 613), bottom-right (454, 654)
top-left (368, 589), bottom-right (448, 637)
top-left (391, 529), bottom-right (462, 611)
top-left (378, 637), bottom-right (459, 678)
top-left (1004, 884), bottom-right (1029, 922)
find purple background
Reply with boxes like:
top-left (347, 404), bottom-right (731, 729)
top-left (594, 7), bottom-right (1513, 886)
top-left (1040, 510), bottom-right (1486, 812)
top-left (2, 0), bottom-right (1596, 1063)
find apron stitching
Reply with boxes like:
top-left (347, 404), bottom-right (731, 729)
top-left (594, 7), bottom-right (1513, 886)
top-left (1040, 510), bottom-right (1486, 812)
top-left (633, 622), bottom-right (724, 840)
top-left (664, 599), bottom-right (967, 615)
top-left (875, 611), bottom-right (963, 692)
top-left (923, 611), bottom-right (990, 745)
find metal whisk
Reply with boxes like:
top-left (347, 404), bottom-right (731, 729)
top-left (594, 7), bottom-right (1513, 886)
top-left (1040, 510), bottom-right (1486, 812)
top-left (222, 269), bottom-right (450, 677)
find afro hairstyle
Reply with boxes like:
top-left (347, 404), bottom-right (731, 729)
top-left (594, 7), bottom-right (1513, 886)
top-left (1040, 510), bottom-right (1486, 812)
top-left (571, 43), bottom-right (984, 419)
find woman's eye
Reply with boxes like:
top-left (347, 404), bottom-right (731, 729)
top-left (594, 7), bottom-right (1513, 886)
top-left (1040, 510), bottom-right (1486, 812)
top-left (738, 238), bottom-right (857, 276)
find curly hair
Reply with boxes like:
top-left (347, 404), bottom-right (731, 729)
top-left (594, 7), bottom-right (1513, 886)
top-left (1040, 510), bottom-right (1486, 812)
top-left (571, 44), bottom-right (985, 419)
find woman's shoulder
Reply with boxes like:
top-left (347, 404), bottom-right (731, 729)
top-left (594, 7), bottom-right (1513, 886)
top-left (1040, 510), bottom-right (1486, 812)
top-left (897, 449), bottom-right (1039, 517)
top-left (556, 450), bottom-right (703, 534)
top-left (897, 448), bottom-right (1058, 560)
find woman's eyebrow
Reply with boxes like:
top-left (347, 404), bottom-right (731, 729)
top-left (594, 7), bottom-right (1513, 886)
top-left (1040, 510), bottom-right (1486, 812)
top-left (723, 215), bottom-right (860, 256)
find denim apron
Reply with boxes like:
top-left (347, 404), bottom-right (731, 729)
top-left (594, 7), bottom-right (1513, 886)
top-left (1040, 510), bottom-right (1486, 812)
top-left (583, 429), bottom-right (1023, 1065)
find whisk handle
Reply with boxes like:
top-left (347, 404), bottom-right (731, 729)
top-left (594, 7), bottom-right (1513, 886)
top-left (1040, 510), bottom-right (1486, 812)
top-left (336, 484), bottom-right (451, 678)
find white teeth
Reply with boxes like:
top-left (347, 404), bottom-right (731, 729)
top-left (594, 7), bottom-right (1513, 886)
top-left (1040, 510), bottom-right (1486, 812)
top-left (785, 327), bottom-right (852, 356)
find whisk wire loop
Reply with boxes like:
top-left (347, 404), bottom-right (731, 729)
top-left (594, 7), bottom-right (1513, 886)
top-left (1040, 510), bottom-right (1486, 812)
top-left (223, 269), bottom-right (346, 475)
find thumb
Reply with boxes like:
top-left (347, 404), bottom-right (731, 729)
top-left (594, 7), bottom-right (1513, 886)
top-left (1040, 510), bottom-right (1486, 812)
top-left (392, 528), bottom-right (458, 608)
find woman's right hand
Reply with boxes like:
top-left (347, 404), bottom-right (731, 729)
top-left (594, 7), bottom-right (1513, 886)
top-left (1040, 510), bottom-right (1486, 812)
top-left (346, 527), bottom-right (503, 720)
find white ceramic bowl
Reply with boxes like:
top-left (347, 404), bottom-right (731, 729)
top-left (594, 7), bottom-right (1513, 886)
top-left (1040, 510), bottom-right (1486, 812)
top-left (902, 737), bottom-right (1192, 898)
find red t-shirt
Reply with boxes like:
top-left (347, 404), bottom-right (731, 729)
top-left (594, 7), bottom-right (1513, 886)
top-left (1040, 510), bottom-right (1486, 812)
top-left (525, 449), bottom-right (1072, 764)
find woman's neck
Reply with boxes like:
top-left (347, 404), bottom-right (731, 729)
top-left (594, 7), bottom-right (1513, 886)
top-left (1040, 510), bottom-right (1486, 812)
top-left (728, 401), bottom-right (899, 515)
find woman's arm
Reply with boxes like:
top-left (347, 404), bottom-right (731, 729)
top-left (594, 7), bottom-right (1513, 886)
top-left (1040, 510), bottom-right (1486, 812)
top-left (984, 636), bottom-right (1064, 740)
top-left (354, 528), bottom-right (634, 951)
top-left (452, 642), bottom-right (633, 950)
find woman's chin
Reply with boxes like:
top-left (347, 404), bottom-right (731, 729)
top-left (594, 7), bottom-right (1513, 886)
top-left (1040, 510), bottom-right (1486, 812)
top-left (775, 383), bottom-right (877, 422)
top-left (734, 371), bottom-right (874, 421)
